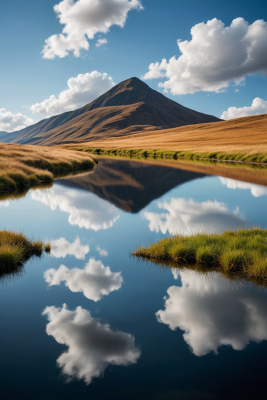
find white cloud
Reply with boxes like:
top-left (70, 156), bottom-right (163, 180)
top-left (220, 177), bottom-right (267, 197)
top-left (221, 97), bottom-right (267, 119)
top-left (30, 71), bottom-right (115, 117)
top-left (0, 108), bottom-right (34, 133)
top-left (143, 197), bottom-right (246, 236)
top-left (96, 246), bottom-right (108, 256)
top-left (42, 0), bottom-right (143, 59)
top-left (31, 185), bottom-right (120, 231)
top-left (142, 18), bottom-right (267, 95)
top-left (51, 236), bottom-right (90, 259)
top-left (0, 201), bottom-right (10, 207)
top-left (44, 257), bottom-right (123, 301)
top-left (42, 304), bottom-right (141, 384)
top-left (96, 37), bottom-right (107, 47)
top-left (156, 270), bottom-right (267, 356)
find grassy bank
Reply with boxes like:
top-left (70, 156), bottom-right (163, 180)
top-left (0, 229), bottom-right (51, 275)
top-left (79, 147), bottom-right (267, 165)
top-left (0, 143), bottom-right (98, 192)
top-left (133, 228), bottom-right (267, 281)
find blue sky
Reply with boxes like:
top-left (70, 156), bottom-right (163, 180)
top-left (0, 0), bottom-right (267, 131)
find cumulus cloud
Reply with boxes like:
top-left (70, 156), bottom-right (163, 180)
top-left (142, 18), bottom-right (267, 95)
top-left (51, 236), bottom-right (90, 259)
top-left (156, 270), bottom-right (267, 356)
top-left (44, 257), bottom-right (123, 301)
top-left (96, 246), bottom-right (108, 256)
top-left (30, 71), bottom-right (115, 117)
top-left (42, 0), bottom-right (143, 59)
top-left (96, 37), bottom-right (107, 47)
top-left (31, 185), bottom-right (120, 231)
top-left (220, 177), bottom-right (267, 197)
top-left (42, 304), bottom-right (141, 384)
top-left (0, 108), bottom-right (34, 133)
top-left (221, 97), bottom-right (267, 119)
top-left (143, 197), bottom-right (246, 236)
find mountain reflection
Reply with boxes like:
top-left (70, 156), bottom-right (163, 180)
top-left (143, 197), bottom-right (246, 235)
top-left (56, 157), bottom-right (206, 213)
top-left (42, 304), bottom-right (140, 384)
top-left (157, 270), bottom-right (267, 356)
top-left (51, 236), bottom-right (90, 260)
top-left (44, 257), bottom-right (123, 301)
top-left (220, 177), bottom-right (267, 197)
top-left (31, 185), bottom-right (120, 230)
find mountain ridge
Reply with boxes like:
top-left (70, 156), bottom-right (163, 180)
top-left (2, 77), bottom-right (221, 145)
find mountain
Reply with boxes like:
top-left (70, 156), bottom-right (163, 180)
top-left (56, 156), bottom-right (206, 213)
top-left (5, 77), bottom-right (221, 146)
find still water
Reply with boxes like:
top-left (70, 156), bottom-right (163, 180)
top-left (1, 157), bottom-right (267, 399)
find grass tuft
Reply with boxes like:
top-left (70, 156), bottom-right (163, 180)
top-left (132, 228), bottom-right (267, 281)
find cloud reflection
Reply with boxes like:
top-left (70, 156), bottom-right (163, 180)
top-left (31, 185), bottom-right (120, 230)
top-left (44, 257), bottom-right (123, 301)
top-left (51, 236), bottom-right (90, 260)
top-left (143, 197), bottom-right (246, 235)
top-left (156, 270), bottom-right (267, 356)
top-left (42, 304), bottom-right (141, 384)
top-left (220, 177), bottom-right (267, 198)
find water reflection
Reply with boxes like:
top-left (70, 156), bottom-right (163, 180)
top-left (31, 185), bottom-right (120, 230)
top-left (51, 236), bottom-right (90, 260)
top-left (220, 177), bottom-right (267, 197)
top-left (156, 270), bottom-right (267, 356)
top-left (143, 198), bottom-right (246, 235)
top-left (44, 257), bottom-right (123, 301)
top-left (42, 304), bottom-right (141, 384)
top-left (96, 246), bottom-right (108, 257)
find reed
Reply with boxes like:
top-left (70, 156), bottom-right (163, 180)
top-left (0, 143), bottom-right (97, 192)
top-left (132, 228), bottom-right (267, 281)
top-left (0, 229), bottom-right (51, 273)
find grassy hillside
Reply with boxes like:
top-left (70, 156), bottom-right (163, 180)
top-left (73, 113), bottom-right (267, 160)
top-left (0, 143), bottom-right (97, 192)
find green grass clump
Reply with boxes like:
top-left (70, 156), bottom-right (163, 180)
top-left (0, 229), bottom-right (51, 274)
top-left (132, 228), bottom-right (267, 281)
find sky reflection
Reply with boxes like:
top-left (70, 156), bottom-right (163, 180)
top-left (42, 304), bottom-right (141, 384)
top-left (157, 270), bottom-right (267, 356)
top-left (51, 236), bottom-right (90, 260)
top-left (220, 177), bottom-right (267, 197)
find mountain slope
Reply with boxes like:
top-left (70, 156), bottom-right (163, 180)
top-left (8, 77), bottom-right (221, 145)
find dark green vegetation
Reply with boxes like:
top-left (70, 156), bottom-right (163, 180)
top-left (0, 229), bottom-right (51, 277)
top-left (133, 229), bottom-right (267, 281)
top-left (81, 147), bottom-right (267, 165)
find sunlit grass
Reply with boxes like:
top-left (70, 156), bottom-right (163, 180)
top-left (0, 143), bottom-right (97, 192)
top-left (132, 228), bottom-right (267, 281)
top-left (0, 229), bottom-right (51, 273)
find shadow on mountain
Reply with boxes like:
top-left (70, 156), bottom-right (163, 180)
top-left (56, 157), bottom-right (206, 213)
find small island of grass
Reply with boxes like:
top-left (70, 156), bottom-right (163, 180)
top-left (0, 229), bottom-right (51, 274)
top-left (133, 228), bottom-right (267, 281)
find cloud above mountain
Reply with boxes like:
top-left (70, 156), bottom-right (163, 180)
top-left (156, 270), bottom-right (267, 356)
top-left (42, 0), bottom-right (143, 59)
top-left (143, 197), bottom-right (246, 236)
top-left (0, 108), bottom-right (34, 132)
top-left (51, 236), bottom-right (90, 259)
top-left (44, 257), bottom-right (123, 301)
top-left (30, 71), bottom-right (114, 116)
top-left (42, 304), bottom-right (141, 384)
top-left (221, 98), bottom-right (267, 119)
top-left (142, 18), bottom-right (267, 95)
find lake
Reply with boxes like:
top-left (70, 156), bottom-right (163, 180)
top-left (1, 156), bottom-right (267, 400)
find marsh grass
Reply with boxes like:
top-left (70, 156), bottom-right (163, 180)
top-left (0, 229), bottom-right (51, 274)
top-left (132, 228), bottom-right (267, 281)
top-left (79, 147), bottom-right (267, 165)
top-left (0, 143), bottom-right (97, 192)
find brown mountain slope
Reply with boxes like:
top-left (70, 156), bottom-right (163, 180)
top-left (7, 77), bottom-right (220, 145)
top-left (72, 113), bottom-right (267, 155)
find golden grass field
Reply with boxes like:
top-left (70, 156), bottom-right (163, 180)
top-left (72, 113), bottom-right (267, 156)
top-left (0, 143), bottom-right (97, 192)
